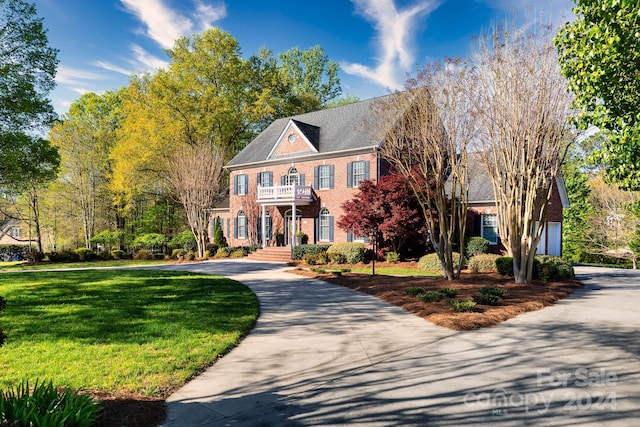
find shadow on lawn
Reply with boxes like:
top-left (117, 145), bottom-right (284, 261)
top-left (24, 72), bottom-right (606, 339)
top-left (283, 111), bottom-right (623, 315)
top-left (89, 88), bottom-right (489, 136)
top-left (3, 269), bottom-right (257, 344)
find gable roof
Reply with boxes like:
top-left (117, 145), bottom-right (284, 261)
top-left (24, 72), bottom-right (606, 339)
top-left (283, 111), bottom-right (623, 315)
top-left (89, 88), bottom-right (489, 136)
top-left (226, 95), bottom-right (390, 168)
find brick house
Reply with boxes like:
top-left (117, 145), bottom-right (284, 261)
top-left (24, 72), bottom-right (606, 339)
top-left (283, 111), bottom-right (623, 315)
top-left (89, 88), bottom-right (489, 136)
top-left (212, 96), bottom-right (568, 256)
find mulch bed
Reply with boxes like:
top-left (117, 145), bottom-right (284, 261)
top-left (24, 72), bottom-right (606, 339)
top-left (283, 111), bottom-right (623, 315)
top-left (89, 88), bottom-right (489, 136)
top-left (289, 263), bottom-right (582, 330)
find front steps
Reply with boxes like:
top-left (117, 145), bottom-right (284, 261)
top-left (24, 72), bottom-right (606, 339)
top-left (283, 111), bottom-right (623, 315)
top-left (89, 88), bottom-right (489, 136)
top-left (246, 246), bottom-right (293, 263)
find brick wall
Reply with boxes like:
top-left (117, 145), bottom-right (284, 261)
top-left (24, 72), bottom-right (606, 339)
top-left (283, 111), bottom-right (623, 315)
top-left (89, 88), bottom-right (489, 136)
top-left (222, 150), bottom-right (381, 247)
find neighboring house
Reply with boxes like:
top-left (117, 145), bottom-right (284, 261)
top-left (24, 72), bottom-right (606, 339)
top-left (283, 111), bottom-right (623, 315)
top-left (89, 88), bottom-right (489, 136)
top-left (212, 96), bottom-right (568, 256)
top-left (0, 219), bottom-right (35, 247)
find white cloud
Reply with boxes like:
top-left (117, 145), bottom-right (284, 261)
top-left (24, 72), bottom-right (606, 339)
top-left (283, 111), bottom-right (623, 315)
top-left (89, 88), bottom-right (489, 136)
top-left (93, 60), bottom-right (133, 77)
top-left (195, 0), bottom-right (227, 29)
top-left (93, 45), bottom-right (168, 77)
top-left (120, 0), bottom-right (227, 49)
top-left (129, 44), bottom-right (170, 71)
top-left (55, 65), bottom-right (105, 86)
top-left (342, 0), bottom-right (440, 90)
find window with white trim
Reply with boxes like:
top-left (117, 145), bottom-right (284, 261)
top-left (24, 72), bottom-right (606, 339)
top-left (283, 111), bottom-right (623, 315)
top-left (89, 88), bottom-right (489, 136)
top-left (352, 161), bottom-right (367, 187)
top-left (235, 174), bottom-right (248, 195)
top-left (319, 208), bottom-right (331, 241)
top-left (481, 214), bottom-right (498, 244)
top-left (258, 171), bottom-right (272, 187)
top-left (319, 165), bottom-right (331, 189)
top-left (237, 211), bottom-right (247, 239)
top-left (286, 167), bottom-right (300, 185)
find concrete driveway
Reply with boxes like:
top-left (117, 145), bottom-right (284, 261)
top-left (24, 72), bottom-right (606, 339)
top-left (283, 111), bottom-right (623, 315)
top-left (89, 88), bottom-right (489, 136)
top-left (159, 261), bottom-right (640, 426)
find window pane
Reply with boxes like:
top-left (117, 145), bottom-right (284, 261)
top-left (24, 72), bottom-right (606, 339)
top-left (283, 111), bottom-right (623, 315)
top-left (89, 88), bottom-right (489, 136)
top-left (482, 214), bottom-right (498, 243)
top-left (353, 161), bottom-right (365, 186)
top-left (319, 165), bottom-right (330, 189)
top-left (319, 209), bottom-right (330, 241)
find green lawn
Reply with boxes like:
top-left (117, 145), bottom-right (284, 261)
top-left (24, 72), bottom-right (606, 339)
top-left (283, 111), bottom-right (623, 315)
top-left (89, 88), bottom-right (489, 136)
top-left (0, 259), bottom-right (170, 271)
top-left (350, 266), bottom-right (441, 276)
top-left (0, 269), bottom-right (258, 396)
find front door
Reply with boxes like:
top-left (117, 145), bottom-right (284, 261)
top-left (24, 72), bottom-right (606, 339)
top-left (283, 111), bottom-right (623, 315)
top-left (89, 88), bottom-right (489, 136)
top-left (284, 209), bottom-right (302, 246)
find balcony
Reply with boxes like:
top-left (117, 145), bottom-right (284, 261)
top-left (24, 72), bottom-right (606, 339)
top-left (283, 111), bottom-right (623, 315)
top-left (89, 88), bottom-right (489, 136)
top-left (257, 184), bottom-right (314, 205)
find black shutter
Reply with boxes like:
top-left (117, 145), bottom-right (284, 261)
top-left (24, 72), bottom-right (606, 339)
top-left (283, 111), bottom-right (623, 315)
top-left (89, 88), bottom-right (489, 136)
top-left (329, 165), bottom-right (334, 189)
top-left (314, 217), bottom-right (318, 244)
top-left (347, 162), bottom-right (353, 188)
top-left (268, 217), bottom-right (273, 239)
top-left (329, 216), bottom-right (334, 242)
top-left (234, 217), bottom-right (238, 239)
top-left (267, 172), bottom-right (273, 187)
top-left (256, 172), bottom-right (261, 186)
top-left (300, 174), bottom-right (305, 186)
top-left (314, 166), bottom-right (319, 189)
top-left (233, 175), bottom-right (238, 195)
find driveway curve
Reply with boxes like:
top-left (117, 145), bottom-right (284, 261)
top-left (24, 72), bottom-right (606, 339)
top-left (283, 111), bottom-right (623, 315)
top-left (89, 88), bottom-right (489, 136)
top-left (158, 261), bottom-right (640, 426)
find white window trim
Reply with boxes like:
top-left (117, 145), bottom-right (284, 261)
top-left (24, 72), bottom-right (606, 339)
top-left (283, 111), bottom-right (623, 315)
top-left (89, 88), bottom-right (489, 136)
top-left (319, 165), bottom-right (331, 190)
top-left (319, 208), bottom-right (331, 242)
top-left (481, 214), bottom-right (499, 245)
top-left (352, 161), bottom-right (366, 187)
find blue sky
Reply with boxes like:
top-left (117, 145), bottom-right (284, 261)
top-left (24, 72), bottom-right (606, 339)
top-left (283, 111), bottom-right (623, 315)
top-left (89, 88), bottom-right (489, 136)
top-left (35, 0), bottom-right (575, 115)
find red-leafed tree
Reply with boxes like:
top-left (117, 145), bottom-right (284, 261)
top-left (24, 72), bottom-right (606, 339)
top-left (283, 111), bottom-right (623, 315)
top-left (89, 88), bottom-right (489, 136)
top-left (337, 173), bottom-right (426, 254)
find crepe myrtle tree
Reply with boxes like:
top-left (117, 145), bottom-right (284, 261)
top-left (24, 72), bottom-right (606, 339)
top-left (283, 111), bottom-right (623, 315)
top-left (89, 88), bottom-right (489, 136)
top-left (164, 140), bottom-right (224, 259)
top-left (373, 59), bottom-right (475, 280)
top-left (471, 19), bottom-right (573, 283)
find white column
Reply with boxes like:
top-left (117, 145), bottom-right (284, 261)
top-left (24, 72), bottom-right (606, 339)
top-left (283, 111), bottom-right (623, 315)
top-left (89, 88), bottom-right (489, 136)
top-left (291, 202), bottom-right (296, 248)
top-left (261, 204), bottom-right (267, 248)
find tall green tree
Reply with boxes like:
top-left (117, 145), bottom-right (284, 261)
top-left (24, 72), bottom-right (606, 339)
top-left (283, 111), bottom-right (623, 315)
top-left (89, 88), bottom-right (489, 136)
top-left (562, 150), bottom-right (594, 262)
top-left (49, 91), bottom-right (123, 249)
top-left (0, 0), bottom-right (58, 188)
top-left (278, 45), bottom-right (341, 113)
top-left (555, 0), bottom-right (640, 189)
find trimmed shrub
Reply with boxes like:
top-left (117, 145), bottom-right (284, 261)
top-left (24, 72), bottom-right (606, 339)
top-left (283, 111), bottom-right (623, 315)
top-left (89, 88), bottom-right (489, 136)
top-left (439, 288), bottom-right (459, 298)
top-left (327, 242), bottom-right (367, 264)
top-left (404, 286), bottom-right (425, 296)
top-left (47, 250), bottom-right (80, 263)
top-left (203, 250), bottom-right (211, 259)
top-left (466, 236), bottom-right (490, 256)
top-left (418, 291), bottom-right (443, 302)
top-left (417, 252), bottom-right (462, 271)
top-left (0, 379), bottom-right (101, 427)
top-left (468, 254), bottom-right (500, 273)
top-left (230, 249), bottom-right (245, 258)
top-left (133, 249), bottom-right (153, 260)
top-left (535, 255), bottom-right (575, 281)
top-left (495, 256), bottom-right (514, 276)
top-left (449, 299), bottom-right (477, 312)
top-left (171, 249), bottom-right (186, 260)
top-left (304, 252), bottom-right (329, 265)
top-left (479, 286), bottom-right (507, 298)
top-left (214, 248), bottom-right (229, 258)
top-left (473, 293), bottom-right (500, 305)
top-left (110, 249), bottom-right (127, 260)
top-left (24, 251), bottom-right (45, 262)
top-left (385, 251), bottom-right (400, 263)
top-left (74, 248), bottom-right (95, 261)
top-left (473, 287), bottom-right (507, 305)
top-left (185, 250), bottom-right (196, 261)
top-left (291, 244), bottom-right (331, 260)
top-left (329, 252), bottom-right (347, 264)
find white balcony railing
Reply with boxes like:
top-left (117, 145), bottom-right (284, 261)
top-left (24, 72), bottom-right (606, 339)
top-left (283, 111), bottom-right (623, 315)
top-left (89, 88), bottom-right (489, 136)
top-left (257, 184), bottom-right (313, 203)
